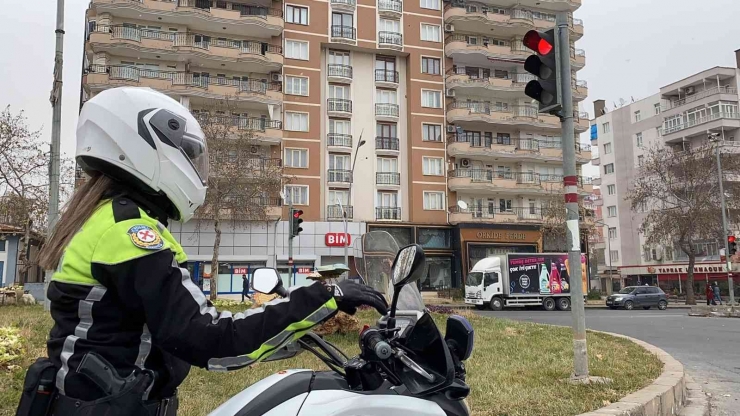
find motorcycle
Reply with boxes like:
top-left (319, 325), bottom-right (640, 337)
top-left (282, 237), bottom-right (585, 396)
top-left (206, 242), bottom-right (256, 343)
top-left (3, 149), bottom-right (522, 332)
top-left (208, 231), bottom-right (475, 416)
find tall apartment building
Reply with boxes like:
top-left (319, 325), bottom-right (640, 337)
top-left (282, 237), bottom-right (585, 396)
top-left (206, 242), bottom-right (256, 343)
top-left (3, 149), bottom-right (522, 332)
top-left (80, 0), bottom-right (589, 294)
top-left (589, 50), bottom-right (740, 294)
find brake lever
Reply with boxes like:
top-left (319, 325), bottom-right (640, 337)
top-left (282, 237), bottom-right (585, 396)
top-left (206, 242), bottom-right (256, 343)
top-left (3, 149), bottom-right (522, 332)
top-left (394, 349), bottom-right (435, 382)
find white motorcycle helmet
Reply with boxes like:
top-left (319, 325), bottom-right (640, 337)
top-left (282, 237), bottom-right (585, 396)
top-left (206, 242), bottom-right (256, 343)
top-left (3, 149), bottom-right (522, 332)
top-left (76, 87), bottom-right (208, 222)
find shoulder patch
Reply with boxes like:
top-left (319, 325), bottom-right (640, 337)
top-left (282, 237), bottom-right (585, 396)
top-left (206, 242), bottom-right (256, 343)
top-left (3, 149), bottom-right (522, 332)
top-left (128, 225), bottom-right (164, 250)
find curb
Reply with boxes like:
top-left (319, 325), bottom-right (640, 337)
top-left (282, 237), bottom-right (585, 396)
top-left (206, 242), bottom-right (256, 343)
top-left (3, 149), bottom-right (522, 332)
top-left (577, 330), bottom-right (686, 416)
top-left (679, 375), bottom-right (710, 416)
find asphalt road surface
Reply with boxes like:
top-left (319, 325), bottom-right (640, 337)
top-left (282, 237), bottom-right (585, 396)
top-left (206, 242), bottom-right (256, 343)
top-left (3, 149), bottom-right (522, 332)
top-left (476, 308), bottom-right (740, 415)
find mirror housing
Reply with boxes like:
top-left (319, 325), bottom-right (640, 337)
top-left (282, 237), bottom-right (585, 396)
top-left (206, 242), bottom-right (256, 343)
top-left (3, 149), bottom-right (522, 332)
top-left (252, 268), bottom-right (288, 297)
top-left (445, 315), bottom-right (474, 361)
top-left (391, 244), bottom-right (426, 287)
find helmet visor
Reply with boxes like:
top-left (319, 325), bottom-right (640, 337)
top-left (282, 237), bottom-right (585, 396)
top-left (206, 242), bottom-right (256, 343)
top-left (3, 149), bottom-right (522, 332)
top-left (181, 132), bottom-right (208, 184)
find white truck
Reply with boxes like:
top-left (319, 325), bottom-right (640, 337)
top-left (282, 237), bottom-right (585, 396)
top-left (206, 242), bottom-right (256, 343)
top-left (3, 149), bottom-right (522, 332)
top-left (464, 253), bottom-right (587, 311)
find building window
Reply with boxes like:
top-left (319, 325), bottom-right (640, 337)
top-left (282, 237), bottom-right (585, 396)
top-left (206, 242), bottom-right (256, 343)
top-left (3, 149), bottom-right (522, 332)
top-left (284, 148), bottom-right (308, 168)
top-left (329, 153), bottom-right (351, 170)
top-left (422, 124), bottom-right (442, 141)
top-left (607, 206), bottom-right (616, 217)
top-left (421, 90), bottom-right (442, 108)
top-left (0, 240), bottom-right (5, 252)
top-left (377, 191), bottom-right (399, 207)
top-left (610, 250), bottom-right (619, 262)
top-left (654, 103), bottom-right (661, 115)
top-left (285, 75), bottom-right (308, 96)
top-left (608, 227), bottom-right (617, 240)
top-left (421, 57), bottom-right (441, 75)
top-left (604, 163), bottom-right (614, 174)
top-left (285, 39), bottom-right (309, 60)
top-left (423, 191), bottom-right (445, 210)
top-left (420, 24), bottom-right (441, 42)
top-left (329, 189), bottom-right (349, 206)
top-left (603, 142), bottom-right (612, 154)
top-left (377, 157), bottom-right (398, 172)
top-left (285, 185), bottom-right (309, 205)
top-left (285, 5), bottom-right (308, 25)
top-left (636, 132), bottom-right (643, 147)
top-left (285, 111), bottom-right (309, 132)
top-left (602, 122), bottom-right (610, 133)
top-left (634, 110), bottom-right (641, 122)
top-left (417, 228), bottom-right (451, 249)
top-left (607, 184), bottom-right (616, 195)
top-left (420, 0), bottom-right (440, 9)
top-left (422, 157), bottom-right (444, 175)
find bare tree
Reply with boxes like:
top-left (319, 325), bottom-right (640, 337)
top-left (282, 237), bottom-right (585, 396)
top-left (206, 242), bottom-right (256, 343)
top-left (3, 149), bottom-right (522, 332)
top-left (627, 142), bottom-right (740, 305)
top-left (0, 106), bottom-right (73, 283)
top-left (194, 100), bottom-right (284, 300)
top-left (540, 188), bottom-right (594, 252)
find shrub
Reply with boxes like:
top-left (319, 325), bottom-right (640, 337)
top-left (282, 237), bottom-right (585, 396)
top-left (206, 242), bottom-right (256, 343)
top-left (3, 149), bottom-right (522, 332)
top-left (586, 289), bottom-right (602, 300)
top-left (210, 299), bottom-right (252, 310)
top-left (0, 326), bottom-right (22, 368)
top-left (426, 305), bottom-right (454, 315)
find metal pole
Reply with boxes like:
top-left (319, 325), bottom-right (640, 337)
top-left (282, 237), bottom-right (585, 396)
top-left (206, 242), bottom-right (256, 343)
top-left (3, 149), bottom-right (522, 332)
top-left (606, 230), bottom-right (612, 294)
top-left (345, 130), bottom-right (364, 268)
top-left (715, 140), bottom-right (735, 304)
top-left (557, 12), bottom-right (588, 380)
top-left (45, 0), bottom-right (65, 311)
top-left (288, 200), bottom-right (294, 265)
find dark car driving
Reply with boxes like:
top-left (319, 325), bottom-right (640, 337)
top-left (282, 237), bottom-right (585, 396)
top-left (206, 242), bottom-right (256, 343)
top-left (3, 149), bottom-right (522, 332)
top-left (606, 286), bottom-right (668, 310)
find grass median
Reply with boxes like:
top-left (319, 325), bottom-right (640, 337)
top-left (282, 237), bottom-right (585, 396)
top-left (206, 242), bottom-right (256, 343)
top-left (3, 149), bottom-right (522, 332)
top-left (0, 305), bottom-right (662, 416)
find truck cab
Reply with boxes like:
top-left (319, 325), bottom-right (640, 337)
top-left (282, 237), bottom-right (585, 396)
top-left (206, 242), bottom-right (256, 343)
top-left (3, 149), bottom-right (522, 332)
top-left (464, 256), bottom-right (504, 309)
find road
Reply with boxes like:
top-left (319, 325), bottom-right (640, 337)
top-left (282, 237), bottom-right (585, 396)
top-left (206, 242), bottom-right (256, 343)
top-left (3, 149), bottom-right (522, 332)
top-left (476, 308), bottom-right (740, 415)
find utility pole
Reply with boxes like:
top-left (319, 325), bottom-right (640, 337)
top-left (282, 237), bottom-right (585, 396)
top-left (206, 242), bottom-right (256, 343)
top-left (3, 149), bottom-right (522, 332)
top-left (712, 133), bottom-right (736, 305)
top-left (556, 12), bottom-right (588, 381)
top-left (45, 0), bottom-right (65, 311)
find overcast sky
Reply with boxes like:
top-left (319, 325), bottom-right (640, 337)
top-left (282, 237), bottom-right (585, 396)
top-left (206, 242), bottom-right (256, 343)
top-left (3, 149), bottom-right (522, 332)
top-left (2, 0), bottom-right (740, 161)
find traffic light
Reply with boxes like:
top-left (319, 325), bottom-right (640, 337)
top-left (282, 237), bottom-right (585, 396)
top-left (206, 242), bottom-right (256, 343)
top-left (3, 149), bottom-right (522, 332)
top-left (522, 28), bottom-right (562, 115)
top-left (290, 208), bottom-right (304, 239)
top-left (729, 235), bottom-right (737, 256)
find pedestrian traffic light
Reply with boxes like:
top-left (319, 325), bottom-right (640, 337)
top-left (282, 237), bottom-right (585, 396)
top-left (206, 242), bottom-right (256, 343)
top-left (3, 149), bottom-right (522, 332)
top-left (728, 235), bottom-right (737, 256)
top-left (290, 208), bottom-right (304, 239)
top-left (522, 28), bottom-right (562, 115)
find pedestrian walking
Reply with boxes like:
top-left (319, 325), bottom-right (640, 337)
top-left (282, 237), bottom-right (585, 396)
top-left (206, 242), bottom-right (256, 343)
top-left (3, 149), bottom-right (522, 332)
top-left (706, 283), bottom-right (715, 305)
top-left (713, 282), bottom-right (722, 305)
top-left (242, 274), bottom-right (252, 302)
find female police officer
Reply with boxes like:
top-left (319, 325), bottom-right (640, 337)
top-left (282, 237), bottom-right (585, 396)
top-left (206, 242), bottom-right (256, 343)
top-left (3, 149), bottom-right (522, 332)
top-left (36, 87), bottom-right (387, 415)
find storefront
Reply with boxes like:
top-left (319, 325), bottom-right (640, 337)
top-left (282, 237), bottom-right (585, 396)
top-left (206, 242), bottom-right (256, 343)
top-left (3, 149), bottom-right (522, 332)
top-left (456, 224), bottom-right (543, 275)
top-left (368, 225), bottom-right (457, 290)
top-left (619, 263), bottom-right (733, 295)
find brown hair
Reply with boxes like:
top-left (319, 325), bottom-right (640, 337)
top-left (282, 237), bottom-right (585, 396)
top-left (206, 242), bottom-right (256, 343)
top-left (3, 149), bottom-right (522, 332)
top-left (39, 174), bottom-right (115, 270)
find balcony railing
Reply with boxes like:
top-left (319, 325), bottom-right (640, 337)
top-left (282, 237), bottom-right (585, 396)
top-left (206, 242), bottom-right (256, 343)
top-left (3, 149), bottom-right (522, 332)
top-left (328, 64), bottom-right (353, 79)
top-left (375, 137), bottom-right (400, 151)
top-left (328, 169), bottom-right (353, 183)
top-left (376, 207), bottom-right (401, 220)
top-left (194, 113), bottom-right (282, 131)
top-left (327, 133), bottom-right (353, 147)
top-left (331, 0), bottom-right (356, 6)
top-left (177, 0), bottom-right (284, 17)
top-left (663, 112), bottom-right (740, 135)
top-left (450, 101), bottom-right (539, 119)
top-left (327, 204), bottom-right (353, 220)
top-left (331, 25), bottom-right (357, 40)
top-left (453, 135), bottom-right (541, 151)
top-left (450, 206), bottom-right (545, 221)
top-left (449, 169), bottom-right (591, 187)
top-left (375, 103), bottom-right (399, 118)
top-left (375, 69), bottom-right (399, 83)
top-left (376, 172), bottom-right (401, 185)
top-left (666, 86), bottom-right (738, 110)
top-left (328, 98), bottom-right (353, 113)
top-left (378, 0), bottom-right (402, 13)
top-left (378, 31), bottom-right (402, 46)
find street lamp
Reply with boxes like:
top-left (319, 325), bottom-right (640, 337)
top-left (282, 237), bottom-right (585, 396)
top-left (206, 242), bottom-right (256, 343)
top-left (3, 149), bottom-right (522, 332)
top-left (709, 132), bottom-right (735, 305)
top-left (341, 131), bottom-right (365, 268)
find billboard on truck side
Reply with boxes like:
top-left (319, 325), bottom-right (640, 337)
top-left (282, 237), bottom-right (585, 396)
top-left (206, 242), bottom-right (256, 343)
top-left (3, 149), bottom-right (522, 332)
top-left (507, 254), bottom-right (588, 295)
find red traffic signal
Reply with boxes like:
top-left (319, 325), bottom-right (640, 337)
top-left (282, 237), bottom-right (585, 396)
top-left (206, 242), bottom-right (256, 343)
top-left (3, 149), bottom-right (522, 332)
top-left (293, 209), bottom-right (303, 219)
top-left (523, 30), bottom-right (554, 55)
top-left (729, 236), bottom-right (736, 243)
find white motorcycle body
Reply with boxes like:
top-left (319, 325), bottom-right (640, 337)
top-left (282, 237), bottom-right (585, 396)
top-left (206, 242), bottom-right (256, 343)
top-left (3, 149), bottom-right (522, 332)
top-left (208, 370), bottom-right (451, 416)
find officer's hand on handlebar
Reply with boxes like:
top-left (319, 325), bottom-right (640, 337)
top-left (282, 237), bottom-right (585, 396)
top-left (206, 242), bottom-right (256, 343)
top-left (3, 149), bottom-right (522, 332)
top-left (330, 281), bottom-right (388, 316)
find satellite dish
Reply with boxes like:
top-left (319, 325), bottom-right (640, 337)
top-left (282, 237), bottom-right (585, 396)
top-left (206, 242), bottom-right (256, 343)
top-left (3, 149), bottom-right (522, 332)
top-left (457, 200), bottom-right (468, 210)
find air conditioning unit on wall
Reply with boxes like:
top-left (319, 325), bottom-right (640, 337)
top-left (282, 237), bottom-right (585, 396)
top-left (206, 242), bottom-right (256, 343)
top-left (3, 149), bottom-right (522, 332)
top-left (444, 24), bottom-right (455, 33)
top-left (446, 125), bottom-right (456, 133)
top-left (271, 73), bottom-right (282, 82)
top-left (461, 158), bottom-right (471, 167)
top-left (446, 89), bottom-right (456, 97)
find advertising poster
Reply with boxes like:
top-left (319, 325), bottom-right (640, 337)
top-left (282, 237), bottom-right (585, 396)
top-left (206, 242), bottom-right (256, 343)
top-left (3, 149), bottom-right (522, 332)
top-left (507, 254), bottom-right (587, 295)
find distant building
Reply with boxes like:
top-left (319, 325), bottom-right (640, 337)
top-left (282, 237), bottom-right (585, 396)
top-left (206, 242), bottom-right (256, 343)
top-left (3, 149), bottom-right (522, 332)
top-left (0, 224), bottom-right (43, 288)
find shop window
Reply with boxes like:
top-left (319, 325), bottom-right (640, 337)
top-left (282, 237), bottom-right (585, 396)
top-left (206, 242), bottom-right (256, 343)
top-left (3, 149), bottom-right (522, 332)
top-left (368, 226), bottom-right (413, 247)
top-left (420, 257), bottom-right (452, 291)
top-left (417, 228), bottom-right (451, 249)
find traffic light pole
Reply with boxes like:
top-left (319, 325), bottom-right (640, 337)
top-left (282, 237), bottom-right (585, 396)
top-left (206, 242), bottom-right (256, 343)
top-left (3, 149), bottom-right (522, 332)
top-left (556, 12), bottom-right (589, 381)
top-left (716, 143), bottom-right (736, 305)
top-left (288, 200), bottom-right (294, 266)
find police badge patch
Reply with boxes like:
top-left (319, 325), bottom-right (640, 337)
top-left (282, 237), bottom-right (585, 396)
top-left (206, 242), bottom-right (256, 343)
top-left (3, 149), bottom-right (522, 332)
top-left (128, 225), bottom-right (164, 250)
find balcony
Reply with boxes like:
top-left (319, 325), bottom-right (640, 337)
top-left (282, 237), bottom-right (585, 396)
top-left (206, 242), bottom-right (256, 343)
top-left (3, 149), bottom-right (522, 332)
top-left (376, 207), bottom-right (401, 221)
top-left (85, 65), bottom-right (282, 108)
top-left (376, 172), bottom-right (401, 188)
top-left (327, 98), bottom-right (353, 118)
top-left (331, 25), bottom-right (357, 45)
top-left (327, 169), bottom-right (352, 186)
top-left (573, 79), bottom-right (588, 101)
top-left (378, 31), bottom-right (403, 51)
top-left (448, 169), bottom-right (591, 195)
top-left (91, 0), bottom-right (284, 38)
top-left (327, 133), bottom-right (353, 152)
top-left (377, 0), bottom-right (402, 18)
top-left (330, 0), bottom-right (356, 12)
top-left (375, 103), bottom-right (400, 121)
top-left (327, 204), bottom-right (353, 220)
top-left (375, 137), bottom-right (400, 155)
top-left (448, 206), bottom-right (544, 225)
top-left (446, 68), bottom-right (535, 96)
top-left (664, 86), bottom-right (738, 111)
top-left (591, 156), bottom-right (600, 166)
top-left (327, 64), bottom-right (353, 83)
top-left (193, 113), bottom-right (282, 144)
top-left (375, 69), bottom-right (400, 88)
top-left (662, 112), bottom-right (740, 143)
top-left (592, 176), bottom-right (601, 186)
top-left (87, 25), bottom-right (283, 72)
top-left (445, 35), bottom-right (529, 62)
top-left (571, 47), bottom-right (586, 69)
top-left (448, 136), bottom-right (590, 164)
top-left (592, 196), bottom-right (603, 207)
top-left (572, 18), bottom-right (584, 39)
top-left (448, 101), bottom-right (589, 133)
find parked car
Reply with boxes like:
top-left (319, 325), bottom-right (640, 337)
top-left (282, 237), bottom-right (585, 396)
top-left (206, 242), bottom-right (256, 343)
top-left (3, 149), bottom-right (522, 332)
top-left (606, 286), bottom-right (668, 310)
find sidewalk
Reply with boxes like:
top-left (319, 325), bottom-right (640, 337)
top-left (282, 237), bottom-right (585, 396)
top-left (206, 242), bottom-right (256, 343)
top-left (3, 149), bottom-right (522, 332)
top-left (424, 299), bottom-right (694, 309)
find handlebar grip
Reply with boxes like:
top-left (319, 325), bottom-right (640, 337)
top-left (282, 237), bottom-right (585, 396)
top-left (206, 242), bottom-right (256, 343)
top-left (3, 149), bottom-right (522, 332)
top-left (365, 331), bottom-right (392, 360)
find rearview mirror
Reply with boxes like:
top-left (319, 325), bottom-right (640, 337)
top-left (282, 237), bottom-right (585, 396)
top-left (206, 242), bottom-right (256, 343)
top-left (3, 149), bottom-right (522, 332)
top-left (252, 268), bottom-right (288, 296)
top-left (392, 244), bottom-right (423, 286)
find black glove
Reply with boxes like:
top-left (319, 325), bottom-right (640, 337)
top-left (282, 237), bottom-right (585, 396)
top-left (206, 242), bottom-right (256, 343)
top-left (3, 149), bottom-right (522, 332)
top-left (330, 281), bottom-right (388, 316)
